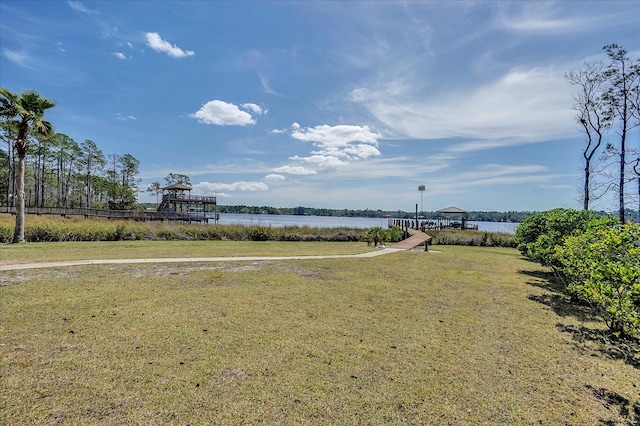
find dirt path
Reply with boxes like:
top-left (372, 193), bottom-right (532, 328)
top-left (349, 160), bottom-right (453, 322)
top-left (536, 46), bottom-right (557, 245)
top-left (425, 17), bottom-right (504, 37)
top-left (0, 248), bottom-right (407, 271)
top-left (0, 230), bottom-right (432, 271)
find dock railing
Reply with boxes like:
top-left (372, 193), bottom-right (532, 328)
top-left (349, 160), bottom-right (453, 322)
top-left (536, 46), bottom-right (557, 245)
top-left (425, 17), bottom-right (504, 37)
top-left (0, 206), bottom-right (218, 222)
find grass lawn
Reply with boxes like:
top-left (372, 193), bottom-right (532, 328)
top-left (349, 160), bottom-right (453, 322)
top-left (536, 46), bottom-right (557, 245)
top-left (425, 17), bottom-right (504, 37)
top-left (1, 244), bottom-right (638, 424)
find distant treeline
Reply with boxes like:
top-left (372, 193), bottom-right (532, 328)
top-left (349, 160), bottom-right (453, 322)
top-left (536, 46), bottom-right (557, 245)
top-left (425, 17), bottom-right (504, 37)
top-left (213, 205), bottom-right (534, 223)
top-left (137, 204), bottom-right (638, 223)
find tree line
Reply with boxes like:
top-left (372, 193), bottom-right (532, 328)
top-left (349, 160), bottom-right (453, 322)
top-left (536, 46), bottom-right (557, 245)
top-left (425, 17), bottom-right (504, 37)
top-left (206, 204), bottom-right (537, 222)
top-left (0, 130), bottom-right (140, 211)
top-left (0, 88), bottom-right (141, 242)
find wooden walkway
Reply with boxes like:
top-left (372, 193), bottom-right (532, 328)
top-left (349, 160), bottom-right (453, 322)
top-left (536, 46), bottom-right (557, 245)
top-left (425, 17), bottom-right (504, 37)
top-left (0, 206), bottom-right (216, 222)
top-left (390, 227), bottom-right (431, 250)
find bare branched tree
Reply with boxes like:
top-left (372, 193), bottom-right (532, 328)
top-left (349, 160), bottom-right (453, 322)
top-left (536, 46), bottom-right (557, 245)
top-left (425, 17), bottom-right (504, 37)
top-left (566, 62), bottom-right (610, 210)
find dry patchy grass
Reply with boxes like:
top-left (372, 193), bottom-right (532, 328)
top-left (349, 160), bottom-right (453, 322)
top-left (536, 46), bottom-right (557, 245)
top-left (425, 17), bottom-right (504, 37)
top-left (1, 246), bottom-right (638, 424)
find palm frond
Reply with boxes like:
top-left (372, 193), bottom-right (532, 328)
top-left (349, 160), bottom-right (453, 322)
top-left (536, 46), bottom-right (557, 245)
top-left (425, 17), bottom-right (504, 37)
top-left (0, 88), bottom-right (19, 118)
top-left (32, 119), bottom-right (55, 138)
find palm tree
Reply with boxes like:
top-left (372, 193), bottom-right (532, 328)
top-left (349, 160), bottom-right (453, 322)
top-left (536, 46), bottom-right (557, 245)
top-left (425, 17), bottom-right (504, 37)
top-left (0, 88), bottom-right (56, 243)
top-left (367, 226), bottom-right (388, 247)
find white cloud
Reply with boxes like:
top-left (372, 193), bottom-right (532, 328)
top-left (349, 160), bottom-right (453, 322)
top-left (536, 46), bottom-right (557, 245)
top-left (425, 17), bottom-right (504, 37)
top-left (271, 128), bottom-right (287, 134)
top-left (265, 174), bottom-right (286, 182)
top-left (457, 164), bottom-right (549, 180)
top-left (113, 52), bottom-right (127, 60)
top-left (2, 49), bottom-right (30, 68)
top-left (446, 137), bottom-right (563, 153)
top-left (325, 155), bottom-right (452, 179)
top-left (68, 1), bottom-right (98, 15)
top-left (292, 124), bottom-right (380, 147)
top-left (260, 75), bottom-right (282, 96)
top-left (289, 124), bottom-right (382, 169)
top-left (234, 48), bottom-right (268, 70)
top-left (192, 181), bottom-right (269, 194)
top-left (290, 154), bottom-right (349, 169)
top-left (116, 113), bottom-right (136, 121)
top-left (497, 2), bottom-right (593, 34)
top-left (351, 66), bottom-right (574, 149)
top-left (343, 143), bottom-right (380, 159)
top-left (272, 165), bottom-right (317, 175)
top-left (241, 103), bottom-right (266, 115)
top-left (145, 32), bottom-right (195, 58)
top-left (190, 100), bottom-right (256, 126)
top-left (426, 164), bottom-right (559, 196)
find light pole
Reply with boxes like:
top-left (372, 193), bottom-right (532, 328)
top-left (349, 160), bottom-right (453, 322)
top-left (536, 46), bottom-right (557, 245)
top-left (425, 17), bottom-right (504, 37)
top-left (418, 185), bottom-right (425, 218)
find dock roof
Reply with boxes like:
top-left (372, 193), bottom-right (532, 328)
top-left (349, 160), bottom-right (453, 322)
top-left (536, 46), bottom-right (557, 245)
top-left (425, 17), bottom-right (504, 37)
top-left (437, 206), bottom-right (467, 214)
top-left (162, 183), bottom-right (192, 191)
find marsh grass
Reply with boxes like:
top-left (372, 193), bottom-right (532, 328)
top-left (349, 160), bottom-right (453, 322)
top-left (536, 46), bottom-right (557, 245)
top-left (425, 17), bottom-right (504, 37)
top-left (0, 214), bottom-right (516, 247)
top-left (0, 214), bottom-right (367, 244)
top-left (1, 245), bottom-right (638, 424)
top-left (428, 229), bottom-right (515, 247)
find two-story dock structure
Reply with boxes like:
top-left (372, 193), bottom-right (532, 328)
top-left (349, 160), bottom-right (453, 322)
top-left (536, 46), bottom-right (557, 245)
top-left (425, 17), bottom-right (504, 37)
top-left (157, 184), bottom-right (219, 223)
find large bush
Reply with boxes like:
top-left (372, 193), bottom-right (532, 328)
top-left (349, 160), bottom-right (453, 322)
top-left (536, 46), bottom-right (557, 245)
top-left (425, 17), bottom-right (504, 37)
top-left (515, 208), bottom-right (618, 276)
top-left (556, 222), bottom-right (640, 336)
top-left (517, 209), bottom-right (639, 338)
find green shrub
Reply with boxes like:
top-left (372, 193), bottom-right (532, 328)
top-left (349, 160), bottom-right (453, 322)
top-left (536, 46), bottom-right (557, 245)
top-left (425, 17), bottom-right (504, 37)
top-left (112, 224), bottom-right (127, 241)
top-left (201, 226), bottom-right (223, 240)
top-left (0, 223), bottom-right (13, 243)
top-left (387, 226), bottom-right (405, 243)
top-left (515, 209), bottom-right (618, 276)
top-left (557, 222), bottom-right (640, 336)
top-left (25, 223), bottom-right (60, 242)
top-left (518, 209), bottom-right (639, 338)
top-left (248, 226), bottom-right (273, 241)
top-left (155, 228), bottom-right (178, 240)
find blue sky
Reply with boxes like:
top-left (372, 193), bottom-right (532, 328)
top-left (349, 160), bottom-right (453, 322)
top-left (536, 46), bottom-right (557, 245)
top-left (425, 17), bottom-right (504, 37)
top-left (1, 1), bottom-right (638, 212)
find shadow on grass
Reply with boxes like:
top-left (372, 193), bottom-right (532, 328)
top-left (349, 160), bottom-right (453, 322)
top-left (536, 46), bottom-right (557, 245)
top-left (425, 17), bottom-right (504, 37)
top-left (527, 293), bottom-right (600, 323)
top-left (520, 269), bottom-right (640, 371)
top-left (556, 323), bottom-right (640, 369)
top-left (519, 269), bottom-right (565, 293)
top-left (520, 269), bottom-right (599, 322)
top-left (584, 383), bottom-right (640, 425)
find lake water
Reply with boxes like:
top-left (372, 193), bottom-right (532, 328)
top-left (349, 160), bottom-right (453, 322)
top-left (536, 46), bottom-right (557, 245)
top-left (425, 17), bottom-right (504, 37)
top-left (216, 213), bottom-right (518, 234)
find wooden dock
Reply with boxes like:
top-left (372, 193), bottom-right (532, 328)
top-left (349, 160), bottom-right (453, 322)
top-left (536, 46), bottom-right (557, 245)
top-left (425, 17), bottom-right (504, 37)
top-left (390, 227), bottom-right (432, 250)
